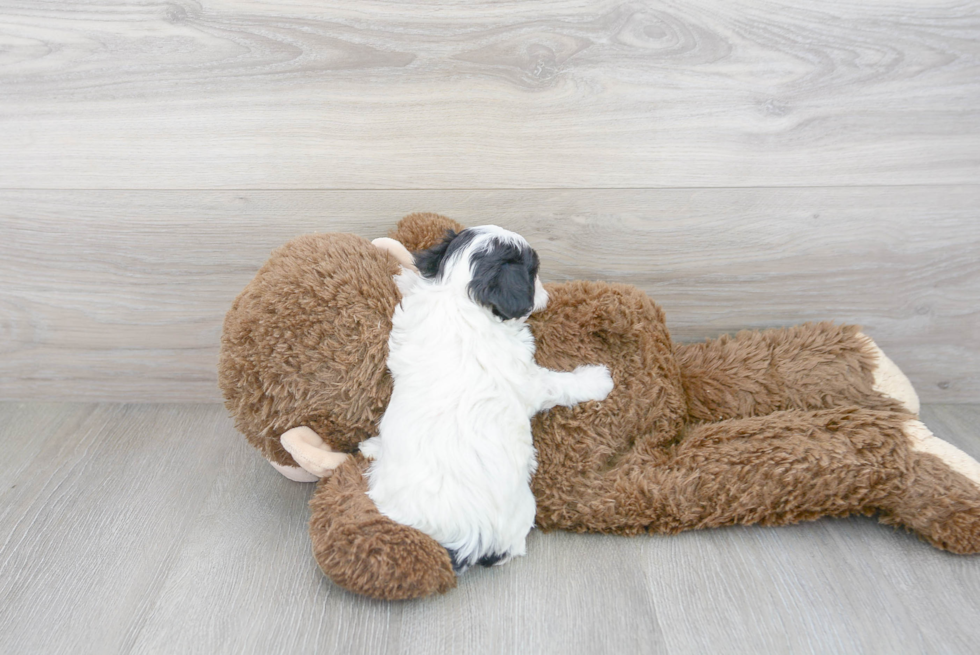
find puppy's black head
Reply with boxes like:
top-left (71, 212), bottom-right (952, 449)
top-left (412, 227), bottom-right (541, 321)
top-left (468, 236), bottom-right (540, 321)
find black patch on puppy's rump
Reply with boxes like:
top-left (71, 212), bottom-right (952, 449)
top-left (477, 552), bottom-right (505, 567)
top-left (445, 547), bottom-right (507, 572)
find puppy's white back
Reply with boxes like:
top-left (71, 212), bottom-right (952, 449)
top-left (364, 277), bottom-right (539, 567)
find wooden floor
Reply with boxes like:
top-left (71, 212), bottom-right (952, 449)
top-left (1, 402), bottom-right (979, 654)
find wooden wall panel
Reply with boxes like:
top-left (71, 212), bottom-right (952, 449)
top-left (1, 187), bottom-right (977, 402)
top-left (0, 0), bottom-right (977, 188)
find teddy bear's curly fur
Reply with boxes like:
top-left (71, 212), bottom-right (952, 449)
top-left (219, 213), bottom-right (980, 601)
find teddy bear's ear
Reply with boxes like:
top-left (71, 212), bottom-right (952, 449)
top-left (390, 213), bottom-right (467, 252)
top-left (413, 229), bottom-right (461, 279)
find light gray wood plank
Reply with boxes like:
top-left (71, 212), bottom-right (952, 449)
top-left (0, 404), bottom-right (232, 655)
top-left (126, 418), bottom-right (337, 655)
top-left (540, 406), bottom-right (980, 655)
top-left (0, 402), bottom-right (95, 485)
top-left (645, 524), bottom-right (913, 654)
top-left (2, 403), bottom-right (979, 655)
top-left (0, 1), bottom-right (977, 188)
top-left (815, 405), bottom-right (980, 655)
top-left (2, 187), bottom-right (977, 402)
top-left (919, 405), bottom-right (980, 463)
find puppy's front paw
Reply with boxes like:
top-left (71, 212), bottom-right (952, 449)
top-left (572, 365), bottom-right (614, 403)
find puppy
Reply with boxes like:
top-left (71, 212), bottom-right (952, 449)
top-left (360, 226), bottom-right (614, 572)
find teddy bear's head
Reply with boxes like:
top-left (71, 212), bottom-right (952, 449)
top-left (218, 213), bottom-right (465, 467)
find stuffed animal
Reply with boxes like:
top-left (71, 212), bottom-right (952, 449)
top-left (219, 212), bottom-right (980, 601)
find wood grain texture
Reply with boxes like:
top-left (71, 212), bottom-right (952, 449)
top-left (0, 402), bottom-right (979, 654)
top-left (2, 187), bottom-right (977, 402)
top-left (0, 404), bottom-right (233, 655)
top-left (0, 0), bottom-right (977, 188)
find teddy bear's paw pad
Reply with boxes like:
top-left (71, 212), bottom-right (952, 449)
top-left (860, 333), bottom-right (920, 414)
top-left (269, 460), bottom-right (320, 483)
top-left (281, 426), bottom-right (350, 478)
top-left (905, 419), bottom-right (980, 490)
top-left (372, 237), bottom-right (418, 272)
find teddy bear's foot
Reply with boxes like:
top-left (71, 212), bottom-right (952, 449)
top-left (878, 418), bottom-right (980, 554)
top-left (859, 333), bottom-right (920, 414)
top-left (280, 426), bottom-right (349, 479)
top-left (904, 419), bottom-right (980, 490)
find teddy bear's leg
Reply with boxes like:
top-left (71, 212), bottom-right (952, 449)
top-left (308, 455), bottom-right (457, 600)
top-left (538, 407), bottom-right (903, 533)
top-left (674, 322), bottom-right (917, 422)
top-left (663, 409), bottom-right (980, 552)
top-left (539, 407), bottom-right (980, 553)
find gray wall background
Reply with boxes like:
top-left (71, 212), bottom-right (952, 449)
top-left (2, 1), bottom-right (978, 402)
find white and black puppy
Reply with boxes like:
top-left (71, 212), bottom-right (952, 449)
top-left (359, 225), bottom-right (614, 572)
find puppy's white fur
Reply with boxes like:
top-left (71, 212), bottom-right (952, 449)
top-left (360, 226), bottom-right (613, 571)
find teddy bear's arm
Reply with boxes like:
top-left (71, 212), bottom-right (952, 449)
top-left (673, 323), bottom-right (918, 422)
top-left (309, 455), bottom-right (457, 600)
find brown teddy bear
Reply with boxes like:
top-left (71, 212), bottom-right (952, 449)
top-left (219, 212), bottom-right (980, 601)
